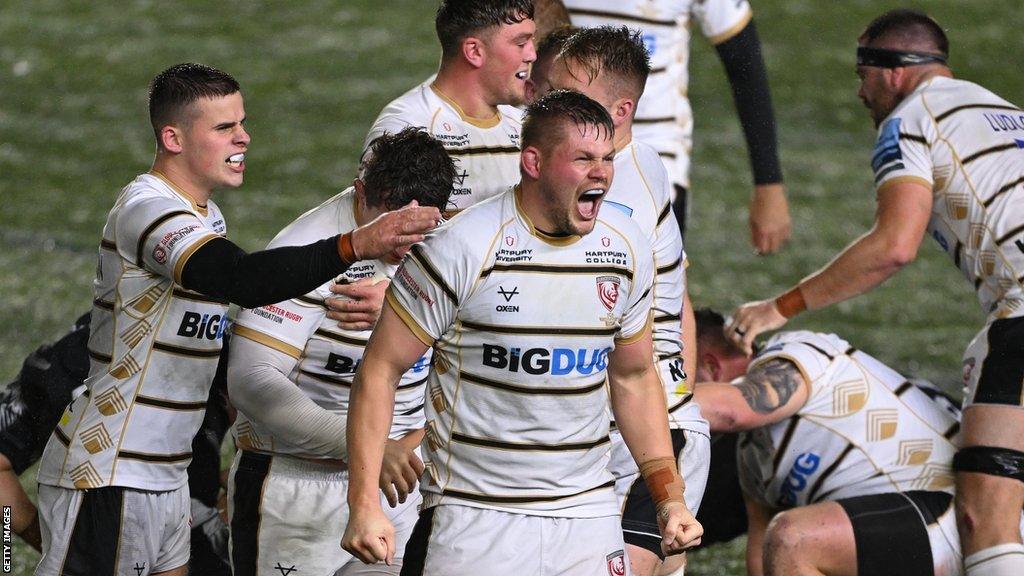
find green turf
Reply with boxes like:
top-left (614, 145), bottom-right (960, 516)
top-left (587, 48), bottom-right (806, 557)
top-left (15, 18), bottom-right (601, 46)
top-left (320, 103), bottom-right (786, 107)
top-left (1, 1), bottom-right (1022, 573)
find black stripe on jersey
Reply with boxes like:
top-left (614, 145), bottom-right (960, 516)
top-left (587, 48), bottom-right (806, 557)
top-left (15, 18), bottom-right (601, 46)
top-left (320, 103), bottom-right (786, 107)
top-left (60, 486), bottom-right (125, 576)
top-left (566, 7), bottom-right (675, 26)
top-left (299, 369), bottom-right (351, 387)
top-left (654, 313), bottom-right (681, 324)
top-left (635, 286), bottom-right (653, 305)
top-left (479, 263), bottom-right (634, 282)
top-left (658, 151), bottom-right (678, 160)
top-left (657, 202), bottom-right (672, 227)
top-left (943, 422), bottom-right (960, 440)
top-left (100, 238), bottom-right (117, 252)
top-left (398, 375), bottom-right (429, 391)
top-left (452, 431), bottom-right (610, 451)
top-left (635, 116), bottom-right (676, 125)
top-left (54, 426), bottom-right (71, 447)
top-left (399, 403), bottom-right (425, 416)
top-left (297, 295), bottom-right (325, 307)
top-left (845, 347), bottom-right (858, 355)
top-left (445, 145), bottom-right (519, 156)
top-left (808, 443), bottom-right (855, 503)
top-left (954, 240), bottom-right (964, 268)
top-left (409, 245), bottom-right (459, 305)
top-left (651, 66), bottom-right (667, 75)
top-left (92, 298), bottom-right (114, 311)
top-left (801, 341), bottom-right (836, 360)
top-left (899, 132), bottom-right (929, 145)
top-left (873, 162), bottom-right (905, 184)
top-left (894, 381), bottom-right (914, 397)
top-left (441, 479), bottom-right (616, 504)
top-left (986, 176), bottom-right (1024, 208)
top-left (460, 319), bottom-right (617, 336)
top-left (135, 210), bottom-right (193, 266)
top-left (88, 348), bottom-right (113, 364)
top-left (667, 394), bottom-right (693, 413)
top-left (152, 341), bottom-right (222, 358)
top-left (135, 395), bottom-right (207, 411)
top-left (996, 222), bottom-right (1024, 246)
top-left (935, 103), bottom-right (1022, 123)
top-left (961, 142), bottom-right (1018, 165)
top-left (770, 417), bottom-right (801, 482)
top-left (460, 369), bottom-right (606, 395)
top-left (117, 449), bottom-right (192, 463)
top-left (975, 277), bottom-right (985, 291)
top-left (315, 328), bottom-right (368, 347)
top-left (171, 288), bottom-right (228, 305)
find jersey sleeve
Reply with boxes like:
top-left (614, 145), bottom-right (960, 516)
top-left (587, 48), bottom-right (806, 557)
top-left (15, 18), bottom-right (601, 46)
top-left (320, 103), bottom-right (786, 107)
top-left (871, 109), bottom-right (935, 192)
top-left (232, 295), bottom-right (326, 360)
top-left (386, 229), bottom-right (472, 346)
top-left (616, 235), bottom-right (656, 344)
top-left (116, 196), bottom-right (220, 283)
top-left (694, 0), bottom-right (753, 45)
top-left (748, 335), bottom-right (830, 391)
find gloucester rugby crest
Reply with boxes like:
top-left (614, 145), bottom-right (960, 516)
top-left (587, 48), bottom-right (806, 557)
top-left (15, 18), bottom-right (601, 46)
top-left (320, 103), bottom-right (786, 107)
top-left (596, 275), bottom-right (620, 311)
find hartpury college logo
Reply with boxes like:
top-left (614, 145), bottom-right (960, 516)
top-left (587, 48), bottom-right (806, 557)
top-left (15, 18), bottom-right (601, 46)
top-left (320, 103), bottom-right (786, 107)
top-left (596, 275), bottom-right (620, 311)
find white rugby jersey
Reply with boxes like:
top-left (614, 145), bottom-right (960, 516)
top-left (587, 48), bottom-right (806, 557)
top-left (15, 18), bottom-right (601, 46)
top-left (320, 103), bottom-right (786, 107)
top-left (873, 76), bottom-right (1024, 321)
top-left (230, 188), bottom-right (430, 457)
top-left (37, 172), bottom-right (229, 491)
top-left (605, 139), bottom-right (703, 430)
top-left (366, 79), bottom-right (522, 213)
top-left (737, 331), bottom-right (961, 510)
top-left (387, 188), bottom-right (656, 517)
top-left (565, 0), bottom-right (753, 187)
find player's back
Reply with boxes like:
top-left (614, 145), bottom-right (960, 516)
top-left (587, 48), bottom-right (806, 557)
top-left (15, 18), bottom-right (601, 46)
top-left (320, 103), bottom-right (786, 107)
top-left (738, 331), bottom-right (960, 509)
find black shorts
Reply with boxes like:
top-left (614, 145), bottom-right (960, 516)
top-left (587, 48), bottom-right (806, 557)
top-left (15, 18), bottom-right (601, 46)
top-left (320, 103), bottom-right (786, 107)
top-left (620, 428), bottom-right (690, 559)
top-left (837, 490), bottom-right (953, 576)
top-left (967, 316), bottom-right (1024, 407)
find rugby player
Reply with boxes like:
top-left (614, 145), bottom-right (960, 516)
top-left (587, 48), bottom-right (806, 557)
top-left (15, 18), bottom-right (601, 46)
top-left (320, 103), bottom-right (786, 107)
top-left (543, 26), bottom-right (706, 576)
top-left (342, 90), bottom-right (702, 575)
top-left (562, 0), bottom-right (790, 252)
top-left (728, 10), bottom-right (1024, 574)
top-left (225, 128), bottom-right (455, 576)
top-left (695, 309), bottom-right (963, 576)
top-left (33, 63), bottom-right (442, 576)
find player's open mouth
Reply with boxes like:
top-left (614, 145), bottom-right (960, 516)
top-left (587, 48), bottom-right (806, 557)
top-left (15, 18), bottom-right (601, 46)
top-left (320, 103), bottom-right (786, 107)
top-left (577, 189), bottom-right (605, 219)
top-left (226, 153), bottom-right (245, 168)
top-left (515, 71), bottom-right (528, 80)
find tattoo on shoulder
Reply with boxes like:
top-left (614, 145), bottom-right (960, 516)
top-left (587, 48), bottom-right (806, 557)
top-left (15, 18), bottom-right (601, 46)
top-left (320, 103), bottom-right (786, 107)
top-left (736, 359), bottom-right (802, 414)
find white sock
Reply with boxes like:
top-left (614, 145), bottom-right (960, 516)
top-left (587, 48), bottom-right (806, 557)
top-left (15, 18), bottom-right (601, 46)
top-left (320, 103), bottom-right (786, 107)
top-left (964, 543), bottom-right (1024, 576)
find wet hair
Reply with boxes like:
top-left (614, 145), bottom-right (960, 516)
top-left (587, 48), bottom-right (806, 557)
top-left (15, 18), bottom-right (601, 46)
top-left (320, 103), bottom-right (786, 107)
top-left (558, 25), bottom-right (650, 100)
top-left (860, 9), bottom-right (949, 58)
top-left (148, 63), bottom-right (240, 143)
top-left (436, 0), bottom-right (534, 60)
top-left (694, 307), bottom-right (747, 357)
top-left (536, 25), bottom-right (578, 64)
top-left (521, 89), bottom-right (614, 151)
top-left (361, 127), bottom-right (456, 211)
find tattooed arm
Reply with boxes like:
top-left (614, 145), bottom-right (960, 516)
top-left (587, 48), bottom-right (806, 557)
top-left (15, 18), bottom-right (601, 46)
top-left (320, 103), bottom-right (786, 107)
top-left (692, 358), bottom-right (809, 433)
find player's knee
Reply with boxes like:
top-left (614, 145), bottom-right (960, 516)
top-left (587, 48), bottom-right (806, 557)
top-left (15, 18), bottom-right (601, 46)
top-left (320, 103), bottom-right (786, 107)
top-left (763, 511), bottom-right (806, 566)
top-left (0, 453), bottom-right (14, 473)
top-left (954, 446), bottom-right (1024, 541)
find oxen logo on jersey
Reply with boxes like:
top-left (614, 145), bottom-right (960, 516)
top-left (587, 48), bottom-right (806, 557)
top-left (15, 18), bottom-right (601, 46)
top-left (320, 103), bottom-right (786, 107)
top-left (596, 276), bottom-right (620, 311)
top-left (496, 285), bottom-right (520, 313)
top-left (778, 452), bottom-right (820, 507)
top-left (606, 550), bottom-right (626, 576)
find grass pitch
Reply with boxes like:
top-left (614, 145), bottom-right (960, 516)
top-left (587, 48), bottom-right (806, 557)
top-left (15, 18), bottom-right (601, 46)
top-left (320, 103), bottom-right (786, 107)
top-left (1, 1), bottom-right (1022, 574)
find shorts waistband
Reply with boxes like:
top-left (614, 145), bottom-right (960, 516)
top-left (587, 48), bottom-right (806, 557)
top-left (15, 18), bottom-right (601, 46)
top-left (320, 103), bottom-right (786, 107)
top-left (238, 450), bottom-right (348, 481)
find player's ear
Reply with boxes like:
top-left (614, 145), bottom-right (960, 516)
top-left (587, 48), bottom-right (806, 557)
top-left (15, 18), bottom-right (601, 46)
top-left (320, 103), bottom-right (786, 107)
top-left (611, 97), bottom-right (634, 129)
top-left (703, 353), bottom-right (722, 381)
top-left (463, 36), bottom-right (486, 69)
top-left (353, 178), bottom-right (368, 210)
top-left (160, 125), bottom-right (184, 154)
top-left (521, 145), bottom-right (542, 180)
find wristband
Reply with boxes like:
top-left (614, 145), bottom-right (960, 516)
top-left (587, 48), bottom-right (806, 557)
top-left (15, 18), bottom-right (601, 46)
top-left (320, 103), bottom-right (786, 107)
top-left (338, 232), bottom-right (359, 265)
top-left (638, 456), bottom-right (685, 509)
top-left (774, 286), bottom-right (807, 319)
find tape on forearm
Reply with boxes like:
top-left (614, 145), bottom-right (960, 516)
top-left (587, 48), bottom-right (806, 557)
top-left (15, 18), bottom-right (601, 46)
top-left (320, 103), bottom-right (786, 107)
top-left (639, 456), bottom-right (685, 509)
top-left (338, 231), bottom-right (359, 265)
top-left (774, 286), bottom-right (807, 319)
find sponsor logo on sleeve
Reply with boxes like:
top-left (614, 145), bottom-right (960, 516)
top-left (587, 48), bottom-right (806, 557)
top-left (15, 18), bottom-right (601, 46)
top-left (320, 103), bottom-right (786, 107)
top-left (395, 266), bottom-right (435, 307)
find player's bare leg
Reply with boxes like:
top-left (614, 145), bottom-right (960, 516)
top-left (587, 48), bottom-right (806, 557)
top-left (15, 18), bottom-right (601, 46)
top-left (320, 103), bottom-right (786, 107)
top-left (657, 552), bottom-right (686, 575)
top-left (627, 543), bottom-right (660, 576)
top-left (956, 405), bottom-right (1024, 573)
top-left (762, 502), bottom-right (856, 576)
top-left (0, 454), bottom-right (41, 551)
top-left (153, 566), bottom-right (187, 576)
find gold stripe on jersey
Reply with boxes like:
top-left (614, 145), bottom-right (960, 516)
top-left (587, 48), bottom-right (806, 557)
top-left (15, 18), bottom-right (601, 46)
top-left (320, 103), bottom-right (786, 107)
top-left (233, 325), bottom-right (302, 359)
top-left (151, 341), bottom-right (222, 358)
top-left (566, 7), bottom-right (674, 26)
top-left (459, 319), bottom-right (617, 337)
top-left (135, 395), bottom-right (207, 411)
top-left (117, 449), bottom-right (192, 463)
top-left (615, 314), bottom-right (653, 345)
top-left (386, 294), bottom-right (435, 347)
top-left (172, 233), bottom-right (219, 284)
top-left (707, 8), bottom-right (752, 45)
top-left (479, 263), bottom-right (634, 281)
top-left (876, 175), bottom-right (932, 195)
top-left (451, 431), bottom-right (610, 452)
top-left (961, 142), bottom-right (1019, 165)
top-left (150, 170), bottom-right (210, 216)
top-left (447, 145), bottom-right (520, 156)
top-left (429, 84), bottom-right (503, 129)
top-left (441, 480), bottom-right (616, 505)
top-left (314, 328), bottom-right (368, 347)
top-left (806, 443), bottom-right (854, 503)
top-left (985, 176), bottom-right (1024, 208)
top-left (136, 210), bottom-right (193, 265)
top-left (409, 245), bottom-right (459, 305)
top-left (460, 369), bottom-right (607, 396)
top-left (934, 102), bottom-right (1022, 123)
top-left (171, 288), bottom-right (228, 305)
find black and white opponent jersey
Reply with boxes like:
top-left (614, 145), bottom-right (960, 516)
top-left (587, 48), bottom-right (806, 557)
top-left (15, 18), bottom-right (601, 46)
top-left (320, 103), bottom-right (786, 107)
top-left (387, 188), bottom-right (656, 517)
top-left (873, 76), bottom-right (1024, 321)
top-left (38, 172), bottom-right (229, 491)
top-left (604, 139), bottom-right (703, 431)
top-left (366, 79), bottom-right (522, 214)
top-left (230, 189), bottom-right (430, 457)
top-left (565, 0), bottom-right (753, 187)
top-left (738, 331), bottom-right (961, 510)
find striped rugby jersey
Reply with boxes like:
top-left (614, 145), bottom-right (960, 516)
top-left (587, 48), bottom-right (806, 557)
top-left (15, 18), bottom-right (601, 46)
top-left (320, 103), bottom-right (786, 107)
top-left (230, 188), bottom-right (430, 458)
top-left (737, 331), bottom-right (960, 510)
top-left (37, 172), bottom-right (229, 491)
top-left (366, 79), bottom-right (522, 214)
top-left (605, 139), bottom-right (703, 431)
top-left (873, 76), bottom-right (1024, 321)
top-left (565, 0), bottom-right (753, 188)
top-left (387, 187), bottom-right (656, 517)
